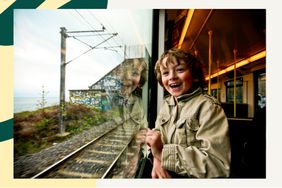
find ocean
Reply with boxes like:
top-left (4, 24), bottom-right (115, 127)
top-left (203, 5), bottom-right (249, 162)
top-left (14, 97), bottom-right (60, 113)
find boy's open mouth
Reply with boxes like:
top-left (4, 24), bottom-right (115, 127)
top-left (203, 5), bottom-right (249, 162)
top-left (169, 83), bottom-right (181, 88)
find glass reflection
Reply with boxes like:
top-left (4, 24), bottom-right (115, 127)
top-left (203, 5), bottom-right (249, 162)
top-left (119, 59), bottom-right (148, 128)
top-left (109, 58), bottom-right (148, 178)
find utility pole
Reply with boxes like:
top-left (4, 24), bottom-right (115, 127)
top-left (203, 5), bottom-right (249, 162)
top-left (58, 27), bottom-right (119, 136)
top-left (59, 27), bottom-right (67, 136)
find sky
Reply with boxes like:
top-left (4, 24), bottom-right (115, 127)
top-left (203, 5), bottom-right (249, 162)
top-left (14, 9), bottom-right (152, 99)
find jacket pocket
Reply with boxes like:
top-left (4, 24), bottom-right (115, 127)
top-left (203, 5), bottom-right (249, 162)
top-left (156, 114), bottom-right (170, 144)
top-left (185, 117), bottom-right (200, 145)
top-left (174, 119), bottom-right (187, 146)
top-left (156, 114), bottom-right (170, 127)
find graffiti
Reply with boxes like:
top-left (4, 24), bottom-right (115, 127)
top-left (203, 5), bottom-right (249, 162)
top-left (69, 90), bottom-right (112, 111)
top-left (69, 57), bottom-right (148, 112)
top-left (90, 76), bottom-right (121, 91)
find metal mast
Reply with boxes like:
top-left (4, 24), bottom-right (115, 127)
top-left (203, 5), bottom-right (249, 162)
top-left (59, 27), bottom-right (119, 135)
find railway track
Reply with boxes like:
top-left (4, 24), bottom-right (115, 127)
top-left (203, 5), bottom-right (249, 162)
top-left (31, 123), bottom-right (140, 178)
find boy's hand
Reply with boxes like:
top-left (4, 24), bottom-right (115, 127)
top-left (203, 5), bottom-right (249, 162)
top-left (145, 129), bottom-right (163, 160)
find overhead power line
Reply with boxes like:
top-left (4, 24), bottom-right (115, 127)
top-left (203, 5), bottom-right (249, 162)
top-left (65, 31), bottom-right (118, 65)
top-left (59, 27), bottom-right (119, 135)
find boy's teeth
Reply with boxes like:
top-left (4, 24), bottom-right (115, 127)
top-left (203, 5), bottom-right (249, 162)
top-left (170, 83), bottom-right (180, 88)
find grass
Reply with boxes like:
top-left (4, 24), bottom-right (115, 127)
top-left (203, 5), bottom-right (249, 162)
top-left (14, 103), bottom-right (120, 158)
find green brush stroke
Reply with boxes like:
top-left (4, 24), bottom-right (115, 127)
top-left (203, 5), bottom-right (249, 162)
top-left (0, 0), bottom-right (45, 45)
top-left (0, 0), bottom-right (108, 45)
top-left (60, 0), bottom-right (108, 9)
top-left (0, 119), bottom-right (13, 142)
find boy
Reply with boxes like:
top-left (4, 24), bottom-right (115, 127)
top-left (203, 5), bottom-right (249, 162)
top-left (146, 48), bottom-right (230, 178)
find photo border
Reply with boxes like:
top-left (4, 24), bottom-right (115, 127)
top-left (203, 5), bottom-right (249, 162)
top-left (1, 0), bottom-right (281, 188)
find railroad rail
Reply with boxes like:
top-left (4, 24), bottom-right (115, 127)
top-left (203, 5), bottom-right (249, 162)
top-left (31, 123), bottom-right (139, 178)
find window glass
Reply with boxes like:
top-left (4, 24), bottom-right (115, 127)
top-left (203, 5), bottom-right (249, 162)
top-left (67, 10), bottom-right (152, 178)
top-left (211, 88), bottom-right (220, 101)
top-left (225, 78), bottom-right (243, 104)
top-left (14, 9), bottom-right (152, 178)
top-left (257, 73), bottom-right (266, 108)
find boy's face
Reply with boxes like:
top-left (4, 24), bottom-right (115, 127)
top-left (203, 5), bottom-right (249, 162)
top-left (121, 65), bottom-right (142, 96)
top-left (160, 57), bottom-right (193, 97)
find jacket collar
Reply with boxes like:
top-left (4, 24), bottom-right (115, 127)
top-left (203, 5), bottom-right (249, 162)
top-left (165, 87), bottom-right (202, 106)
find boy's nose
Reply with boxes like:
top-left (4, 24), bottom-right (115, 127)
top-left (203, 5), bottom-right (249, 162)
top-left (169, 71), bottom-right (177, 80)
top-left (122, 71), bottom-right (132, 80)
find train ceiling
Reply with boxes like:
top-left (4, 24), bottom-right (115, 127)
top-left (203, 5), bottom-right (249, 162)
top-left (165, 9), bottom-right (266, 77)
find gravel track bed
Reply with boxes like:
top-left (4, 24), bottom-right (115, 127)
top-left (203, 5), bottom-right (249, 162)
top-left (14, 121), bottom-right (118, 178)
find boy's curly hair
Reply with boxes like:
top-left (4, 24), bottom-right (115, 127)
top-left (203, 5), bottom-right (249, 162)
top-left (154, 48), bottom-right (206, 89)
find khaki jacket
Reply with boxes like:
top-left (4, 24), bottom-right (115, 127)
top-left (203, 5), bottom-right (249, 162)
top-left (155, 88), bottom-right (231, 178)
top-left (124, 94), bottom-right (148, 129)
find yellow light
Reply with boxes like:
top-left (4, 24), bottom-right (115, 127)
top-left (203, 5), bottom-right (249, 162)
top-left (178, 9), bottom-right (194, 49)
top-left (206, 50), bottom-right (266, 80)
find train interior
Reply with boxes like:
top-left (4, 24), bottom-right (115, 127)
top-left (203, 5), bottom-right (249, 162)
top-left (161, 9), bottom-right (266, 178)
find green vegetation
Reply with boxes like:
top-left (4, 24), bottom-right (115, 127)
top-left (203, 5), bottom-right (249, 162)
top-left (36, 85), bottom-right (48, 115)
top-left (14, 103), bottom-right (116, 158)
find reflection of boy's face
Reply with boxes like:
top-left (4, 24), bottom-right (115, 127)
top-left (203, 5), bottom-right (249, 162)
top-left (160, 57), bottom-right (193, 97)
top-left (121, 65), bottom-right (142, 96)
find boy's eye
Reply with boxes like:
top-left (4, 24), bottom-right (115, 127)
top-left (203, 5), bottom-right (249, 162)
top-left (176, 68), bottom-right (184, 72)
top-left (161, 71), bottom-right (169, 76)
top-left (131, 71), bottom-right (140, 77)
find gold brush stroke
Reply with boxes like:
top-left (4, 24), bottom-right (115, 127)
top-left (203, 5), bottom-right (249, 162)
top-left (0, 0), bottom-right (16, 14)
top-left (37, 0), bottom-right (71, 9)
top-left (0, 46), bottom-right (13, 122)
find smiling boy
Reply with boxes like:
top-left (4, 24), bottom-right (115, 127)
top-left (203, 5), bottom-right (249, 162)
top-left (145, 48), bottom-right (231, 178)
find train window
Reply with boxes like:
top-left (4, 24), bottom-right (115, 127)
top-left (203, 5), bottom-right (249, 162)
top-left (225, 78), bottom-right (243, 104)
top-left (14, 9), bottom-right (153, 179)
top-left (257, 73), bottom-right (266, 108)
top-left (71, 11), bottom-right (153, 178)
top-left (211, 88), bottom-right (220, 101)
